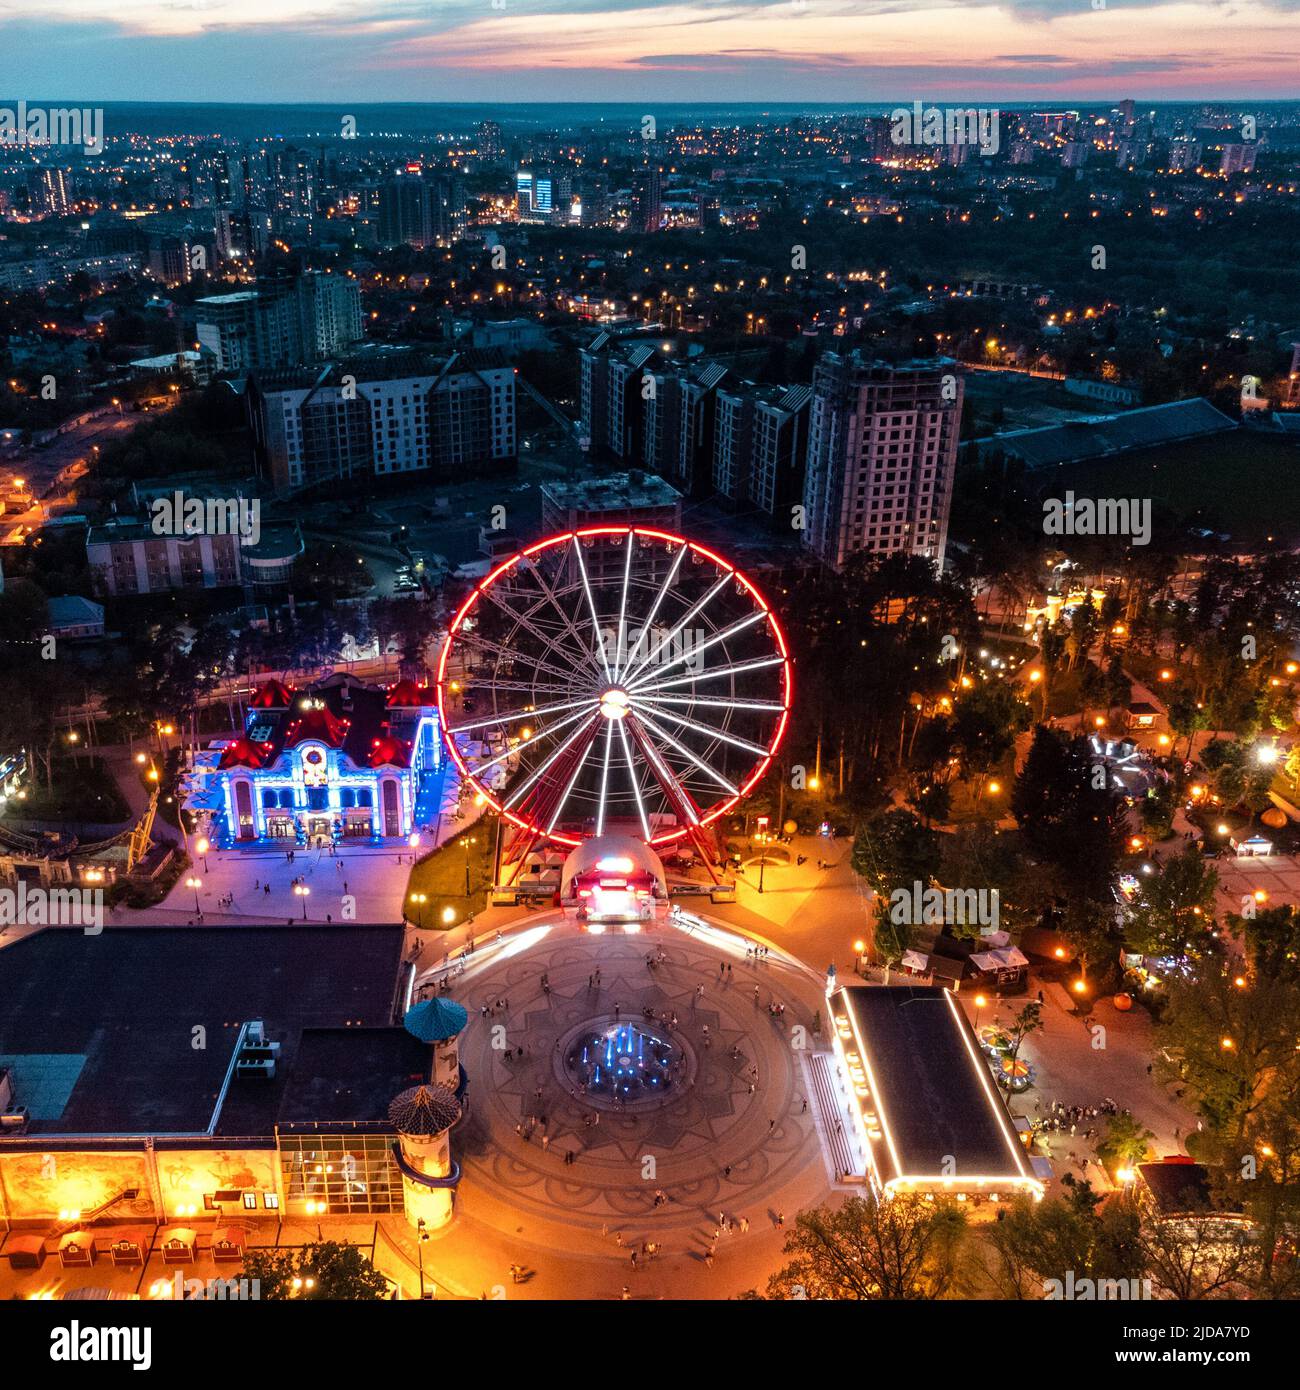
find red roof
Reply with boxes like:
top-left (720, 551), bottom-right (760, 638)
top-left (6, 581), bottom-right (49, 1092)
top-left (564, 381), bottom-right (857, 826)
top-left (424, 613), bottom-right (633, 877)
top-left (368, 734), bottom-right (413, 768)
top-left (284, 706), bottom-right (350, 749)
top-left (250, 680), bottom-right (293, 708)
top-left (386, 678), bottom-right (431, 708)
top-left (218, 737), bottom-right (276, 770)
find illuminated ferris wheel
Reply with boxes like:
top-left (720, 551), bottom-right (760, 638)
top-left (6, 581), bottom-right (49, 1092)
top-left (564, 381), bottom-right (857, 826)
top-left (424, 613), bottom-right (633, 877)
top-left (435, 526), bottom-right (792, 857)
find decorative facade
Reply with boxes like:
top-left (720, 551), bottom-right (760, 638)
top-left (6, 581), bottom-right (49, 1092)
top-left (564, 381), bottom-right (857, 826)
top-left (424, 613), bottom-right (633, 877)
top-left (185, 674), bottom-right (444, 846)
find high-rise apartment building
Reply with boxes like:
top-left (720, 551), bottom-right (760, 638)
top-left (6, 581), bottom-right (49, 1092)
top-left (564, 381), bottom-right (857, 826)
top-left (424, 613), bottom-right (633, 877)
top-left (194, 270), bottom-right (363, 373)
top-left (248, 350), bottom-right (517, 494)
top-left (713, 382), bottom-right (812, 516)
top-left (1219, 142), bottom-right (1258, 175)
top-left (632, 166), bottom-right (663, 232)
top-left (27, 167), bottom-right (70, 216)
top-left (579, 333), bottom-right (658, 460)
top-left (642, 360), bottom-right (729, 494)
top-left (802, 354), bottom-right (963, 571)
top-left (378, 172), bottom-right (459, 248)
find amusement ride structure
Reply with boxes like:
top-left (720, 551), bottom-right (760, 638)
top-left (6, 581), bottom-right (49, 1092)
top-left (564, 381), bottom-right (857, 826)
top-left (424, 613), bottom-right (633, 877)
top-left (435, 526), bottom-right (791, 895)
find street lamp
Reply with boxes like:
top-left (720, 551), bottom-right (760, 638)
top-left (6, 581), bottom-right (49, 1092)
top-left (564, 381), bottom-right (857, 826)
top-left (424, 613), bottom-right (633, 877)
top-left (974, 993), bottom-right (988, 1031)
top-left (441, 905), bottom-right (456, 926)
top-left (294, 883), bottom-right (310, 920)
top-left (410, 892), bottom-right (427, 928)
top-left (196, 836), bottom-right (209, 872)
top-left (755, 815), bottom-right (769, 894)
top-left (185, 875), bottom-right (202, 913)
top-left (463, 837), bottom-right (477, 896)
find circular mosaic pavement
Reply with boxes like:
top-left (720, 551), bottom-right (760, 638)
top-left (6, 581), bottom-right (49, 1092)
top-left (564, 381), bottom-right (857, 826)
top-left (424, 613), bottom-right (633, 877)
top-left (422, 917), bottom-right (831, 1240)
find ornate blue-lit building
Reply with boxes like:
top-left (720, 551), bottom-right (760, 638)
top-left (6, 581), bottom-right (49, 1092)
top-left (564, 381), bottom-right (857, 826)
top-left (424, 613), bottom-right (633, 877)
top-left (185, 674), bottom-right (445, 846)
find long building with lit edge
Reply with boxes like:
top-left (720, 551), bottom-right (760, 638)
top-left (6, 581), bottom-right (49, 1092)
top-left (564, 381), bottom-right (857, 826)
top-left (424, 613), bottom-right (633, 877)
top-left (826, 985), bottom-right (1046, 1205)
top-left (184, 675), bottom-right (446, 847)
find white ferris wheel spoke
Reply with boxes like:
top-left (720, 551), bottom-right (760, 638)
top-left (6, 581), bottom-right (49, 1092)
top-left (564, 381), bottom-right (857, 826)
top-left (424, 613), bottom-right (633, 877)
top-left (447, 695), bottom-right (598, 735)
top-left (617, 540), bottom-right (688, 679)
top-left (626, 610), bottom-right (768, 693)
top-left (621, 571), bottom-right (732, 689)
top-left (617, 716), bottom-right (652, 839)
top-left (503, 711), bottom-right (602, 810)
top-left (572, 537), bottom-right (615, 684)
top-left (629, 719), bottom-right (700, 825)
top-left (631, 655), bottom-right (787, 695)
top-left (546, 731), bottom-right (599, 835)
top-left (628, 698), bottom-right (772, 757)
top-left (611, 531), bottom-right (635, 683)
top-left (636, 694), bottom-right (787, 714)
top-left (463, 632), bottom-right (587, 687)
top-left (633, 708), bottom-right (740, 796)
top-left (595, 718), bottom-right (615, 837)
top-left (477, 582), bottom-right (602, 680)
top-left (464, 703), bottom-right (596, 778)
top-left (523, 557), bottom-right (607, 679)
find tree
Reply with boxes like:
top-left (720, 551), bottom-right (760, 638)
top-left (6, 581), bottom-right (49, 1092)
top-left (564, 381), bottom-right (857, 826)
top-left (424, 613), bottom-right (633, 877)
top-left (239, 1241), bottom-right (390, 1300)
top-left (1234, 903), bottom-right (1300, 980)
top-left (850, 807), bottom-right (940, 898)
top-left (765, 1195), bottom-right (968, 1300)
top-left (1133, 1192), bottom-right (1256, 1300)
top-left (1003, 1000), bottom-right (1043, 1085)
top-left (1127, 845), bottom-right (1218, 960)
top-left (1059, 897), bottom-right (1120, 989)
top-left (1168, 695), bottom-right (1211, 762)
top-left (1200, 739), bottom-right (1275, 816)
top-left (1158, 962), bottom-right (1300, 1146)
top-left (948, 681), bottom-right (1031, 785)
top-left (980, 1178), bottom-right (1143, 1299)
top-left (1012, 726), bottom-right (1126, 902)
top-left (1095, 1112), bottom-right (1156, 1172)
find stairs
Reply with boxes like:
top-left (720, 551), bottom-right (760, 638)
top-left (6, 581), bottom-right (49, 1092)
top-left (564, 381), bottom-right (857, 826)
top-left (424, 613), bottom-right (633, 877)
top-left (807, 1052), bottom-right (859, 1184)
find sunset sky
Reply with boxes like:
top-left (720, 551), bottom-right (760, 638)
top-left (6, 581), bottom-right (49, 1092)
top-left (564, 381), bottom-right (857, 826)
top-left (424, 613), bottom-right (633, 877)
top-left (0, 0), bottom-right (1296, 103)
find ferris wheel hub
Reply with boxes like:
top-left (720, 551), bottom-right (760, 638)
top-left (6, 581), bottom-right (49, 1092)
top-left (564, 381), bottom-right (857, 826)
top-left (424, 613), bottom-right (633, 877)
top-left (598, 687), bottom-right (631, 721)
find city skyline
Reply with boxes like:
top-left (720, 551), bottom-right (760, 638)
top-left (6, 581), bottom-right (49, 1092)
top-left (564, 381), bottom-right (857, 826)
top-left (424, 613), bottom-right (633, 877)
top-left (1, 0), bottom-right (1297, 104)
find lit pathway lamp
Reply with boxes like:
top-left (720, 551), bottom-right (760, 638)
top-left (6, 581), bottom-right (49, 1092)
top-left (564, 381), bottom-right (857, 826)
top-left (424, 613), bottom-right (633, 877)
top-left (185, 875), bottom-right (202, 914)
top-left (410, 892), bottom-right (428, 929)
top-left (755, 815), bottom-right (769, 893)
top-left (294, 883), bottom-right (310, 920)
top-left (462, 837), bottom-right (476, 897)
top-left (196, 836), bottom-right (210, 872)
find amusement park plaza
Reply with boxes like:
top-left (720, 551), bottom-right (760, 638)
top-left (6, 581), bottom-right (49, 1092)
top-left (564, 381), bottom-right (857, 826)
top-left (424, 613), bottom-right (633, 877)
top-left (0, 528), bottom-right (1197, 1300)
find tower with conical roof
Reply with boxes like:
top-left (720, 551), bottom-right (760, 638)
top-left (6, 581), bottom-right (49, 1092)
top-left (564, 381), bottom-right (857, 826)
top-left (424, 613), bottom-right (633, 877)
top-left (403, 997), bottom-right (469, 1098)
top-left (389, 1083), bottom-right (461, 1231)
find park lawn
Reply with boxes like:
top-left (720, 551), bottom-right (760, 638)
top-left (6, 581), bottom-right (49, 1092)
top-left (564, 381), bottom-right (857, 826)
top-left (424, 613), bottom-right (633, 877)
top-left (1, 756), bottom-right (130, 823)
top-left (1049, 430), bottom-right (1300, 548)
top-left (404, 812), bottom-right (499, 930)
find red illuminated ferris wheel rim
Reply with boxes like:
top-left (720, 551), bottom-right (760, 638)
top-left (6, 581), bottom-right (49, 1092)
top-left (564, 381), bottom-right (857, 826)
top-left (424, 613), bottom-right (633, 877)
top-left (434, 525), bottom-right (792, 847)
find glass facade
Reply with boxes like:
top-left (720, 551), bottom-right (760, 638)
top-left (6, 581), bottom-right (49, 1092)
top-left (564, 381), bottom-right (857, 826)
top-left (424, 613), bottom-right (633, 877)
top-left (277, 1133), bottom-right (404, 1215)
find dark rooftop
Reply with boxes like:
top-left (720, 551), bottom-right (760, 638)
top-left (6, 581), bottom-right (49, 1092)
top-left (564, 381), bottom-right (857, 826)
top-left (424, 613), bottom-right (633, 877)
top-left (277, 1028), bottom-right (430, 1126)
top-left (0, 925), bottom-right (409, 1138)
top-left (833, 985), bottom-right (1032, 1185)
top-left (988, 397), bottom-right (1235, 470)
top-left (1138, 1160), bottom-right (1245, 1219)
